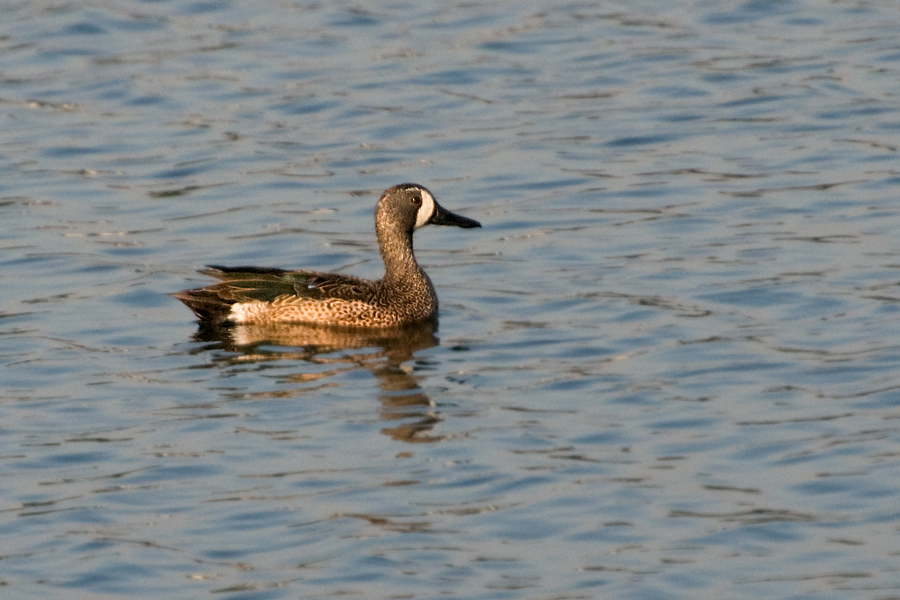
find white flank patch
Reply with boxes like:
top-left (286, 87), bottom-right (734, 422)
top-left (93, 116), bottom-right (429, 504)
top-left (228, 302), bottom-right (257, 323)
top-left (414, 188), bottom-right (436, 230)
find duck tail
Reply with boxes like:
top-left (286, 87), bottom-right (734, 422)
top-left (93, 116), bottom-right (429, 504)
top-left (171, 289), bottom-right (234, 323)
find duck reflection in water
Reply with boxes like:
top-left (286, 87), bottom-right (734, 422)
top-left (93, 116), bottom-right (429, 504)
top-left (189, 320), bottom-right (445, 443)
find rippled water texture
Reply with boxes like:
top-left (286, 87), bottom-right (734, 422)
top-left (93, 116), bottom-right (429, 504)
top-left (3, 1), bottom-right (900, 598)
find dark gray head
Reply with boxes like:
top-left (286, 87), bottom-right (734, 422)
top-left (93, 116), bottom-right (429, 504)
top-left (376, 183), bottom-right (481, 234)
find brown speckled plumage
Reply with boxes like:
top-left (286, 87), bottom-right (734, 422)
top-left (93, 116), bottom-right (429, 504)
top-left (173, 183), bottom-right (480, 327)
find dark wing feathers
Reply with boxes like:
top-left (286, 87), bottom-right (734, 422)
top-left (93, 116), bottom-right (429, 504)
top-left (203, 266), bottom-right (377, 302)
top-left (302, 274), bottom-right (374, 300)
top-left (173, 266), bottom-right (379, 322)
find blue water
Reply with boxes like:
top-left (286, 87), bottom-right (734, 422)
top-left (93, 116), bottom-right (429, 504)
top-left (3, 1), bottom-right (900, 598)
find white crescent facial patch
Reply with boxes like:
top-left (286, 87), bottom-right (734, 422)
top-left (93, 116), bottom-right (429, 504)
top-left (414, 188), bottom-right (436, 230)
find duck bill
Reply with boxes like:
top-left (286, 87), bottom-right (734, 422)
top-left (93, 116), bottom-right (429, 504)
top-left (430, 202), bottom-right (481, 229)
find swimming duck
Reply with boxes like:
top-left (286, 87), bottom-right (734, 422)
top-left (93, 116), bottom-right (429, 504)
top-left (173, 183), bottom-right (480, 327)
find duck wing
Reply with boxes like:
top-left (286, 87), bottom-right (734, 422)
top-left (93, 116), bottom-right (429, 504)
top-left (172, 265), bottom-right (379, 322)
top-left (202, 265), bottom-right (378, 302)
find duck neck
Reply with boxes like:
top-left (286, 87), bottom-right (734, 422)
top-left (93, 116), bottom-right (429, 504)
top-left (377, 224), bottom-right (428, 290)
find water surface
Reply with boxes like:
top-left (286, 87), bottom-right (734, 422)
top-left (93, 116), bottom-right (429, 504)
top-left (3, 1), bottom-right (900, 599)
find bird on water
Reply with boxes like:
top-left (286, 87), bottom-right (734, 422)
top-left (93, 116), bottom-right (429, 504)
top-left (173, 183), bottom-right (481, 328)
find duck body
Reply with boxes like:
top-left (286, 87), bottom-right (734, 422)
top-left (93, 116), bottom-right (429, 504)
top-left (173, 183), bottom-right (480, 328)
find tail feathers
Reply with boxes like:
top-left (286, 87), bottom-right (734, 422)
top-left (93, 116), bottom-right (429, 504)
top-left (171, 289), bottom-right (234, 323)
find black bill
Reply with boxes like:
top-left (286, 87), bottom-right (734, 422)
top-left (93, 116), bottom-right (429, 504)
top-left (430, 202), bottom-right (481, 228)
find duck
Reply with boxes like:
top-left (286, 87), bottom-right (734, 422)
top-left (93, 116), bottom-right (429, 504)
top-left (173, 183), bottom-right (480, 327)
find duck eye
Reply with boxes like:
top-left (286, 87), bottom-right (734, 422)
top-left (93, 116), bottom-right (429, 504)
top-left (411, 195), bottom-right (422, 206)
